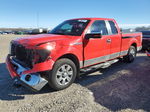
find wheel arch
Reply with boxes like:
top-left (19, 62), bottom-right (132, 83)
top-left (130, 43), bottom-right (137, 51)
top-left (57, 53), bottom-right (80, 76)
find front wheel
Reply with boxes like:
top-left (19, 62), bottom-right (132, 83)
top-left (48, 58), bottom-right (77, 90)
top-left (123, 46), bottom-right (137, 63)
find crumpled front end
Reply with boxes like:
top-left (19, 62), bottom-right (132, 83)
top-left (6, 42), bottom-right (55, 91)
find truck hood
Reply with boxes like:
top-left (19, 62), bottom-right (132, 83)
top-left (14, 34), bottom-right (74, 46)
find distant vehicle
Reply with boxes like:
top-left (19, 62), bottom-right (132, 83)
top-left (14, 31), bottom-right (25, 35)
top-left (0, 31), bottom-right (14, 34)
top-left (30, 28), bottom-right (48, 34)
top-left (6, 18), bottom-right (142, 91)
top-left (141, 31), bottom-right (150, 50)
top-left (31, 29), bottom-right (43, 34)
top-left (5, 31), bottom-right (13, 34)
top-left (23, 30), bottom-right (32, 34)
top-left (2, 32), bottom-right (8, 35)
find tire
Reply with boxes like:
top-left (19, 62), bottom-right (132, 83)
top-left (123, 46), bottom-right (137, 63)
top-left (48, 58), bottom-right (77, 90)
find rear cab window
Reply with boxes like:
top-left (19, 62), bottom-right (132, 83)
top-left (108, 21), bottom-right (118, 34)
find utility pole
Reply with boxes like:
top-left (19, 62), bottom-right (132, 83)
top-left (37, 12), bottom-right (39, 28)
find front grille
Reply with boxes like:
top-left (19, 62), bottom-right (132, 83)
top-left (11, 42), bottom-right (34, 68)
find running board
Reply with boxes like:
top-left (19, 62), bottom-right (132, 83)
top-left (80, 59), bottom-right (119, 73)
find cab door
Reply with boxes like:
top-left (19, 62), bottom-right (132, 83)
top-left (107, 20), bottom-right (122, 59)
top-left (83, 20), bottom-right (111, 67)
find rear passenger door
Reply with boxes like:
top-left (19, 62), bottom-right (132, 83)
top-left (107, 21), bottom-right (121, 59)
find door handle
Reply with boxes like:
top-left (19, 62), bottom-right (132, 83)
top-left (107, 39), bottom-right (111, 43)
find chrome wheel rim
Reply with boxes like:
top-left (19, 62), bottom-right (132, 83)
top-left (130, 48), bottom-right (136, 57)
top-left (56, 64), bottom-right (73, 85)
top-left (129, 48), bottom-right (136, 60)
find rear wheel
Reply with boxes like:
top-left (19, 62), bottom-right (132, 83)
top-left (48, 58), bottom-right (77, 90)
top-left (123, 46), bottom-right (137, 63)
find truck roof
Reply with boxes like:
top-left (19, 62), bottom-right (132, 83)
top-left (70, 17), bottom-right (115, 21)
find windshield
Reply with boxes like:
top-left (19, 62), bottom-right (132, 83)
top-left (49, 19), bottom-right (90, 36)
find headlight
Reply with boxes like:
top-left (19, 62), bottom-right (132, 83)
top-left (35, 42), bottom-right (56, 63)
top-left (36, 49), bottom-right (51, 62)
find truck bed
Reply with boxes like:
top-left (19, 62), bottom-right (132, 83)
top-left (121, 32), bottom-right (142, 52)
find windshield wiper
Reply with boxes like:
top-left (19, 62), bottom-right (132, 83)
top-left (51, 32), bottom-right (66, 35)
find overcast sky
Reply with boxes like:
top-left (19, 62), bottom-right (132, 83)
top-left (0, 0), bottom-right (150, 28)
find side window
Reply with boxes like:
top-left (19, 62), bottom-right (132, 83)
top-left (109, 21), bottom-right (118, 34)
top-left (88, 20), bottom-right (108, 35)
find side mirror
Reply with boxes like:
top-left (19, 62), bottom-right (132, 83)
top-left (85, 33), bottom-right (102, 39)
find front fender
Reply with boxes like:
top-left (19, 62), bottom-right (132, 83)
top-left (51, 44), bottom-right (83, 64)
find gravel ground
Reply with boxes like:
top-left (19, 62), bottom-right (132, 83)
top-left (0, 34), bottom-right (150, 112)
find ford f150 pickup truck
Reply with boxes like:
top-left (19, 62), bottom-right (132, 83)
top-left (6, 18), bottom-right (142, 91)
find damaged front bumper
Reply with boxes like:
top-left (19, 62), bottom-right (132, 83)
top-left (6, 55), bottom-right (54, 91)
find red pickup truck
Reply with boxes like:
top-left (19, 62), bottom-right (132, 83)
top-left (6, 18), bottom-right (142, 91)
